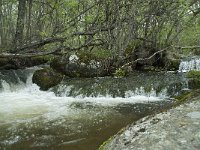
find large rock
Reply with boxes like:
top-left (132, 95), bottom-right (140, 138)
top-left (32, 68), bottom-right (63, 90)
top-left (100, 90), bottom-right (200, 150)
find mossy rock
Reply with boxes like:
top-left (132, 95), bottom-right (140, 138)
top-left (174, 89), bottom-right (200, 104)
top-left (165, 59), bottom-right (181, 71)
top-left (32, 68), bottom-right (63, 90)
top-left (174, 91), bottom-right (193, 103)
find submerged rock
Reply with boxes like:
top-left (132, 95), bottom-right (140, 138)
top-left (32, 68), bottom-right (63, 90)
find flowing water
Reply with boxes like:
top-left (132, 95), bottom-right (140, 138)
top-left (0, 68), bottom-right (188, 150)
top-left (179, 56), bottom-right (200, 72)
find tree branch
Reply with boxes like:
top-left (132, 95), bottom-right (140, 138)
top-left (121, 46), bottom-right (172, 69)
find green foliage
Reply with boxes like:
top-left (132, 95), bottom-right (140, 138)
top-left (113, 68), bottom-right (126, 78)
top-left (67, 0), bottom-right (78, 8)
top-left (77, 49), bottom-right (112, 64)
top-left (1, 0), bottom-right (200, 61)
top-left (91, 49), bottom-right (112, 59)
top-left (179, 22), bottom-right (200, 47)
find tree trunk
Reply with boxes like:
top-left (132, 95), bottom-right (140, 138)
top-left (12, 0), bottom-right (26, 52)
top-left (0, 0), bottom-right (3, 47)
top-left (26, 0), bottom-right (32, 44)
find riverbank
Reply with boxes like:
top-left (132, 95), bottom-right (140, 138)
top-left (100, 89), bottom-right (200, 150)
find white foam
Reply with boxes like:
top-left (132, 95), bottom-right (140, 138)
top-left (0, 80), bottom-right (167, 123)
top-left (0, 68), bottom-right (170, 125)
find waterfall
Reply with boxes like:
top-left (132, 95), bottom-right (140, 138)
top-left (0, 68), bottom-right (186, 99)
top-left (179, 57), bottom-right (200, 72)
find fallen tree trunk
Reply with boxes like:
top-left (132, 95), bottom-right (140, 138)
top-left (0, 53), bottom-right (54, 70)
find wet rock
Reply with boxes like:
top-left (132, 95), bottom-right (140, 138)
top-left (32, 68), bottom-right (63, 90)
top-left (186, 112), bottom-right (200, 119)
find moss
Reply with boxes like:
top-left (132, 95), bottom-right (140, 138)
top-left (77, 49), bottom-right (112, 64)
top-left (174, 91), bottom-right (193, 103)
top-left (113, 68), bottom-right (126, 77)
top-left (187, 70), bottom-right (200, 79)
top-left (32, 55), bottom-right (54, 62)
top-left (99, 136), bottom-right (114, 150)
top-left (174, 89), bottom-right (200, 104)
top-left (91, 49), bottom-right (112, 59)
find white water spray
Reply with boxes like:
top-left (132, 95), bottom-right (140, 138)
top-left (179, 57), bottom-right (200, 72)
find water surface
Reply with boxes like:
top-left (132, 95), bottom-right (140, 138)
top-left (0, 68), bottom-right (187, 150)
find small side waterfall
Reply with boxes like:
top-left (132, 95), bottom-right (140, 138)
top-left (179, 57), bottom-right (200, 72)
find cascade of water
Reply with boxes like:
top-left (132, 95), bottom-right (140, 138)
top-left (179, 57), bottom-right (200, 72)
top-left (1, 80), bottom-right (11, 92)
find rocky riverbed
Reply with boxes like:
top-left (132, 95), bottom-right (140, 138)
top-left (101, 90), bottom-right (200, 150)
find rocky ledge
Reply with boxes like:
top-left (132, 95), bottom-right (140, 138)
top-left (100, 91), bottom-right (200, 150)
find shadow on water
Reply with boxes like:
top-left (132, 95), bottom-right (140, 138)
top-left (0, 68), bottom-right (187, 150)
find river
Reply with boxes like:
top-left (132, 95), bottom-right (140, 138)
top-left (0, 63), bottom-right (190, 149)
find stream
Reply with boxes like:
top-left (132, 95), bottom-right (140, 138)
top-left (0, 57), bottom-right (198, 150)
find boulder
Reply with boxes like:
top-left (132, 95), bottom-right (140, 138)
top-left (32, 68), bottom-right (63, 90)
